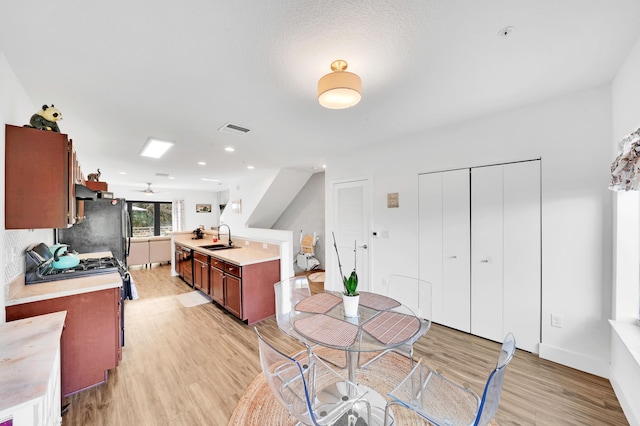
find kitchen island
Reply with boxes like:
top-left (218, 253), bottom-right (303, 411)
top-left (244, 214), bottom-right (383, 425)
top-left (173, 232), bottom-right (281, 324)
top-left (5, 252), bottom-right (123, 397)
top-left (0, 311), bottom-right (66, 426)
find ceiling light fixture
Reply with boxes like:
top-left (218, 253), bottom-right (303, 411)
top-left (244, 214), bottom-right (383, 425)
top-left (318, 60), bottom-right (361, 109)
top-left (225, 147), bottom-right (235, 152)
top-left (140, 137), bottom-right (174, 158)
top-left (198, 161), bottom-right (206, 166)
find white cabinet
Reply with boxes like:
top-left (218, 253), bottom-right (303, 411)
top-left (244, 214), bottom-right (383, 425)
top-left (419, 160), bottom-right (541, 352)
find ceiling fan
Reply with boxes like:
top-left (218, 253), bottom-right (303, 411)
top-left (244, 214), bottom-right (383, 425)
top-left (136, 182), bottom-right (158, 195)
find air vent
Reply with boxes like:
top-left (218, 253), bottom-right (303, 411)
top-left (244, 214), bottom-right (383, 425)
top-left (219, 122), bottom-right (250, 135)
top-left (155, 172), bottom-right (170, 177)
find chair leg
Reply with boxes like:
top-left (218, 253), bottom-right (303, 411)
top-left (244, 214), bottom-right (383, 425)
top-left (384, 400), bottom-right (400, 426)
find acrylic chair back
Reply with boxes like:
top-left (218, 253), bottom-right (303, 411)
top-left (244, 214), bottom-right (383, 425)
top-left (274, 276), bottom-right (311, 338)
top-left (474, 332), bottom-right (516, 426)
top-left (386, 274), bottom-right (432, 321)
top-left (255, 327), bottom-right (314, 424)
top-left (255, 327), bottom-right (370, 426)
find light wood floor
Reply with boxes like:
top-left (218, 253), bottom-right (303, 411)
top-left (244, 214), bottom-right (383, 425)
top-left (61, 264), bottom-right (629, 425)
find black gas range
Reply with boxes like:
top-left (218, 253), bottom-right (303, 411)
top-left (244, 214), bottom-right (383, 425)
top-left (25, 255), bottom-right (124, 284)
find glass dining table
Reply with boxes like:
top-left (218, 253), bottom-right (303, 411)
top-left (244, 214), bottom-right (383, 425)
top-left (290, 290), bottom-right (425, 425)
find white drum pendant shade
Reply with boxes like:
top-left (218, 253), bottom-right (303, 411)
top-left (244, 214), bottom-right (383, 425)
top-left (318, 60), bottom-right (362, 109)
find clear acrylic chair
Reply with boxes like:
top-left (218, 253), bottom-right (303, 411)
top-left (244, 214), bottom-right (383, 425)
top-left (359, 274), bottom-right (432, 370)
top-left (274, 276), bottom-right (346, 368)
top-left (384, 333), bottom-right (516, 426)
top-left (255, 327), bottom-right (371, 426)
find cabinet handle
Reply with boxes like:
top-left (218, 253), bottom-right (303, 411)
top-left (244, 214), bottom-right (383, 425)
top-left (450, 255), bottom-right (457, 259)
top-left (480, 259), bottom-right (489, 263)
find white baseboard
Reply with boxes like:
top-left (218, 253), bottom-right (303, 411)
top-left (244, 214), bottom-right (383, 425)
top-left (609, 369), bottom-right (640, 426)
top-left (538, 343), bottom-right (610, 378)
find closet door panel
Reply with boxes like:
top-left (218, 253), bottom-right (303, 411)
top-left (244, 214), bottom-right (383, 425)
top-left (503, 161), bottom-right (541, 352)
top-left (471, 166), bottom-right (504, 342)
top-left (441, 170), bottom-right (471, 332)
top-left (418, 170), bottom-right (471, 331)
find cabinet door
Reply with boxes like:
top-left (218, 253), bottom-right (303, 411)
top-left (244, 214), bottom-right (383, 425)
top-left (5, 125), bottom-right (70, 229)
top-left (5, 288), bottom-right (120, 396)
top-left (196, 259), bottom-right (209, 293)
top-left (225, 275), bottom-right (242, 318)
top-left (419, 169), bottom-right (471, 332)
top-left (210, 266), bottom-right (225, 304)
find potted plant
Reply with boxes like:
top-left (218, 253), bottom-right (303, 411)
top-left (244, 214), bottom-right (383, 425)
top-left (332, 232), bottom-right (359, 317)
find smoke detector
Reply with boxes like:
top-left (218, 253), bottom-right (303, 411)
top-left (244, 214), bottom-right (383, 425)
top-left (219, 122), bottom-right (250, 135)
top-left (498, 26), bottom-right (514, 39)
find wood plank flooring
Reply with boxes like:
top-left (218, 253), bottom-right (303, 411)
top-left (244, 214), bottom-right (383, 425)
top-left (61, 265), bottom-right (629, 425)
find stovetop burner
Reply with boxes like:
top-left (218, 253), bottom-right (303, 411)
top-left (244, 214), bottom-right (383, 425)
top-left (25, 255), bottom-right (125, 284)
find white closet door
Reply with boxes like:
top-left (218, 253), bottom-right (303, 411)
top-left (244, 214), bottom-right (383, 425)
top-left (471, 166), bottom-right (505, 343)
top-left (419, 169), bottom-right (470, 332)
top-left (503, 161), bottom-right (541, 352)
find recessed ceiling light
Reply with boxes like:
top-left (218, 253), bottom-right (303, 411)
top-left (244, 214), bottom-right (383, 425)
top-left (225, 147), bottom-right (235, 152)
top-left (198, 161), bottom-right (206, 166)
top-left (201, 178), bottom-right (220, 182)
top-left (140, 137), bottom-right (174, 158)
top-left (322, 164), bottom-right (326, 168)
top-left (168, 176), bottom-right (175, 180)
top-left (119, 171), bottom-right (128, 175)
top-left (247, 165), bottom-right (255, 170)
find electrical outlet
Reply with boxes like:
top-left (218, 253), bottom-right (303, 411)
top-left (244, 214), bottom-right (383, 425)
top-left (245, 240), bottom-right (249, 246)
top-left (380, 230), bottom-right (389, 238)
top-left (262, 243), bottom-right (268, 249)
top-left (551, 314), bottom-right (563, 328)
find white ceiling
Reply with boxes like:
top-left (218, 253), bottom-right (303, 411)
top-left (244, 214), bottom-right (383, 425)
top-left (2, 1), bottom-right (639, 193)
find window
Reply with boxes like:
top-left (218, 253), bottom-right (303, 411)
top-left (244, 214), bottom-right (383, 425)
top-left (127, 201), bottom-right (173, 237)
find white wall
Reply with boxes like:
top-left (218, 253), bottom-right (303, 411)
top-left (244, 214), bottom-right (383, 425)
top-left (272, 172), bottom-right (326, 273)
top-left (326, 85), bottom-right (613, 377)
top-left (610, 34), bottom-right (640, 426)
top-left (1, 53), bottom-right (57, 322)
top-left (109, 183), bottom-right (221, 231)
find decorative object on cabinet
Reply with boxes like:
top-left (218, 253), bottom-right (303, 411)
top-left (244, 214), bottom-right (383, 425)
top-left (86, 168), bottom-right (101, 182)
top-left (318, 60), bottom-right (362, 109)
top-left (196, 203), bottom-right (211, 213)
top-left (24, 104), bottom-right (63, 132)
top-left (609, 127), bottom-right (640, 191)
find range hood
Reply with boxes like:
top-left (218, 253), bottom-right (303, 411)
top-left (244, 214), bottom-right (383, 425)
top-left (75, 183), bottom-right (98, 200)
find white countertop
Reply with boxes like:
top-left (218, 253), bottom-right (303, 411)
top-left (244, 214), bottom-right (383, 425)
top-left (6, 251), bottom-right (122, 306)
top-left (173, 234), bottom-right (280, 266)
top-left (0, 311), bottom-right (66, 413)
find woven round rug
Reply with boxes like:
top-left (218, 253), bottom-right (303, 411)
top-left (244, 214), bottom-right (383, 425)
top-left (228, 351), bottom-right (499, 425)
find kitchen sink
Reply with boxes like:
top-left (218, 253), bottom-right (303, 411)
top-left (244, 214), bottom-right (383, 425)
top-left (199, 244), bottom-right (240, 251)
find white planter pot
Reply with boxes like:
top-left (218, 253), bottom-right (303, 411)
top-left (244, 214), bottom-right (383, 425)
top-left (342, 294), bottom-right (360, 318)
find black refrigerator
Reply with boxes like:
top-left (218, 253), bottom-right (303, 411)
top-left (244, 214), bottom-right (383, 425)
top-left (58, 198), bottom-right (131, 266)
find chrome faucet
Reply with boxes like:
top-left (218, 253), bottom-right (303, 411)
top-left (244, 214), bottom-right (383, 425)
top-left (218, 224), bottom-right (232, 247)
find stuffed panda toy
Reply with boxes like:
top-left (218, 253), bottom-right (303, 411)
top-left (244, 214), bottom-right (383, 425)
top-left (25, 104), bottom-right (63, 132)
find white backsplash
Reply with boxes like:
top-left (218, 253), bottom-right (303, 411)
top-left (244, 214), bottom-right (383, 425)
top-left (4, 228), bottom-right (53, 284)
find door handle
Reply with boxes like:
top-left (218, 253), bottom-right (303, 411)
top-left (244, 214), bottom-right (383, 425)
top-left (358, 244), bottom-right (368, 250)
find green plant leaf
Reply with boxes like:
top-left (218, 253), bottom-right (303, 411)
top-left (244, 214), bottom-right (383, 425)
top-left (344, 270), bottom-right (358, 296)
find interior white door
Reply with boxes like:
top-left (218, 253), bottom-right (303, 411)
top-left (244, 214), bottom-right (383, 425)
top-left (332, 179), bottom-right (370, 292)
top-left (419, 169), bottom-right (471, 332)
top-left (471, 165), bottom-right (505, 343)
